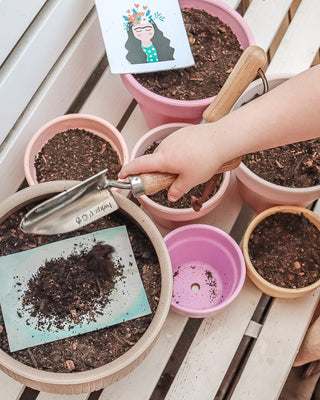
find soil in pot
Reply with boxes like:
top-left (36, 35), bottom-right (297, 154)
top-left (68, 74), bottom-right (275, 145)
top-left (243, 138), bottom-right (320, 188)
top-left (248, 212), bottom-right (320, 289)
top-left (143, 141), bottom-right (222, 208)
top-left (0, 203), bottom-right (161, 373)
top-left (34, 128), bottom-right (121, 183)
top-left (133, 8), bottom-right (243, 101)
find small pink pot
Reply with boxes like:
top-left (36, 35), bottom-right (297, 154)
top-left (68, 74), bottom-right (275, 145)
top-left (164, 224), bottom-right (246, 317)
top-left (130, 123), bottom-right (231, 229)
top-left (24, 113), bottom-right (129, 187)
top-left (232, 74), bottom-right (320, 213)
top-left (121, 0), bottom-right (255, 129)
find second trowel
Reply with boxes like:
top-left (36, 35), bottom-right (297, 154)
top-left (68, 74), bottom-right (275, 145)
top-left (21, 45), bottom-right (267, 235)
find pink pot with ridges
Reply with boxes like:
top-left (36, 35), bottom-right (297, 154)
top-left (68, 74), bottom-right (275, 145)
top-left (24, 113), bottom-right (129, 187)
top-left (121, 0), bottom-right (255, 129)
top-left (231, 74), bottom-right (320, 213)
top-left (130, 123), bottom-right (231, 229)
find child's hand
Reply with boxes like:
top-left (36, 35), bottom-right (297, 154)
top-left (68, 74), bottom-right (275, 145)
top-left (119, 124), bottom-right (225, 202)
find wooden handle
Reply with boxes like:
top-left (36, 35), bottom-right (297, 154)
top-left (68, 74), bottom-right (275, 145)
top-left (140, 154), bottom-right (242, 195)
top-left (202, 45), bottom-right (267, 122)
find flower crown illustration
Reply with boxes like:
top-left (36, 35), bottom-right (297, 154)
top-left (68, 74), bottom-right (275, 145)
top-left (123, 4), bottom-right (165, 30)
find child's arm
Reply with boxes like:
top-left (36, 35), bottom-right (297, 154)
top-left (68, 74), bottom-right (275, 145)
top-left (119, 64), bottom-right (320, 202)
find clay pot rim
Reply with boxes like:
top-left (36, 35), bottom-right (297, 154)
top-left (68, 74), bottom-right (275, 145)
top-left (121, 0), bottom-right (255, 106)
top-left (24, 113), bottom-right (129, 186)
top-left (242, 205), bottom-right (320, 297)
top-left (0, 181), bottom-right (172, 391)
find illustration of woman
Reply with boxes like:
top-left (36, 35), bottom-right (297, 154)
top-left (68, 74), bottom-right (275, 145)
top-left (123, 6), bottom-right (175, 64)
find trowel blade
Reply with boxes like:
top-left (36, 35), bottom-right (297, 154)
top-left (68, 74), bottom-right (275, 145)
top-left (20, 169), bottom-right (119, 235)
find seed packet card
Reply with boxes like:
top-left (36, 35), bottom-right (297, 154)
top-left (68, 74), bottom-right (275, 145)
top-left (95, 0), bottom-right (194, 74)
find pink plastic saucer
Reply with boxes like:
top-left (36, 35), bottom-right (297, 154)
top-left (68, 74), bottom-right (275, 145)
top-left (164, 224), bottom-right (246, 318)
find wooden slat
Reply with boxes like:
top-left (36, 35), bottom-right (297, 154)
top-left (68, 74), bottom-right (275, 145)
top-left (0, 8), bottom-right (105, 201)
top-left (0, 370), bottom-right (24, 400)
top-left (231, 289), bottom-right (320, 399)
top-left (37, 393), bottom-right (90, 400)
top-left (0, 0), bottom-right (94, 145)
top-left (244, 0), bottom-right (293, 51)
top-left (0, 0), bottom-right (46, 65)
top-left (267, 0), bottom-right (320, 74)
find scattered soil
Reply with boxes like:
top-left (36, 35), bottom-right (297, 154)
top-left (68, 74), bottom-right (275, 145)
top-left (34, 128), bottom-right (122, 183)
top-left (248, 212), bottom-right (320, 289)
top-left (134, 8), bottom-right (243, 100)
top-left (243, 138), bottom-right (320, 188)
top-left (0, 202), bottom-right (161, 372)
top-left (143, 141), bottom-right (222, 208)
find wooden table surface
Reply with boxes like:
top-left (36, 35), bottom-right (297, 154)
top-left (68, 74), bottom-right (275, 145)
top-left (0, 1), bottom-right (319, 399)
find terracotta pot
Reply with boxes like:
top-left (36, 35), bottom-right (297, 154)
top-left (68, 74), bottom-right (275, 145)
top-left (24, 113), bottom-right (129, 188)
top-left (130, 123), bottom-right (231, 229)
top-left (120, 0), bottom-right (255, 129)
top-left (164, 224), bottom-right (246, 317)
top-left (0, 181), bottom-right (172, 394)
top-left (232, 74), bottom-right (320, 213)
top-left (242, 205), bottom-right (320, 298)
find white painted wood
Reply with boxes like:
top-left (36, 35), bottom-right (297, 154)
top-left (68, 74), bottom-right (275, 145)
top-left (231, 289), bottom-right (320, 400)
top-left (37, 393), bottom-right (90, 400)
top-left (0, 9), bottom-right (105, 201)
top-left (267, 0), bottom-right (320, 74)
top-left (0, 370), bottom-right (24, 400)
top-left (0, 0), bottom-right (94, 145)
top-left (165, 280), bottom-right (261, 400)
top-left (79, 68), bottom-right (133, 127)
top-left (244, 0), bottom-right (293, 51)
top-left (0, 0), bottom-right (46, 65)
top-left (99, 311), bottom-right (188, 400)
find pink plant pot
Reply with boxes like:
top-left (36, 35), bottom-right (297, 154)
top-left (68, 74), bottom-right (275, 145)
top-left (24, 114), bottom-right (129, 188)
top-left (231, 74), bottom-right (320, 213)
top-left (130, 123), bottom-right (231, 229)
top-left (121, 0), bottom-right (255, 129)
top-left (164, 224), bottom-right (246, 317)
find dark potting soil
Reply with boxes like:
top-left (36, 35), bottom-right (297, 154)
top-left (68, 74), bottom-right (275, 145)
top-left (21, 243), bottom-right (122, 330)
top-left (243, 138), bottom-right (320, 188)
top-left (0, 203), bottom-right (161, 372)
top-left (248, 212), bottom-right (320, 289)
top-left (35, 128), bottom-right (121, 183)
top-left (143, 142), bottom-right (222, 209)
top-left (133, 8), bottom-right (243, 100)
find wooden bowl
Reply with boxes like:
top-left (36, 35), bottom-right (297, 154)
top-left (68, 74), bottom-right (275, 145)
top-left (0, 181), bottom-right (172, 394)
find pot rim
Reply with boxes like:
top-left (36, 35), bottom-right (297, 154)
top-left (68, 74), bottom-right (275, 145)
top-left (121, 0), bottom-right (255, 106)
top-left (0, 181), bottom-right (172, 391)
top-left (242, 205), bottom-right (320, 296)
top-left (24, 113), bottom-right (129, 186)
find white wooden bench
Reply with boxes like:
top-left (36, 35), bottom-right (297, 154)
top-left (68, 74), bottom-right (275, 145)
top-left (0, 1), bottom-right (319, 399)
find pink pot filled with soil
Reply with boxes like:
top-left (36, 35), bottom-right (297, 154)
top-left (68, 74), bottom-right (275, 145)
top-left (121, 0), bottom-right (255, 129)
top-left (130, 123), bottom-right (231, 229)
top-left (164, 224), bottom-right (246, 317)
top-left (0, 181), bottom-right (172, 394)
top-left (232, 74), bottom-right (320, 213)
top-left (24, 114), bottom-right (129, 189)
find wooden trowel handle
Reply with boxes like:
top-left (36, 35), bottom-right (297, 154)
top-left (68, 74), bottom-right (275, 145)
top-left (140, 155), bottom-right (242, 196)
top-left (202, 45), bottom-right (267, 122)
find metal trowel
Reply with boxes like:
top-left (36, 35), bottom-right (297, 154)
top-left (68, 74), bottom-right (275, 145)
top-left (21, 45), bottom-right (267, 236)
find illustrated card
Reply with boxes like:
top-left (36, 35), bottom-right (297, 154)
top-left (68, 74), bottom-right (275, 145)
top-left (95, 0), bottom-right (194, 73)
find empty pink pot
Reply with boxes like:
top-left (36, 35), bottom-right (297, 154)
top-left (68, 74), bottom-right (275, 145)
top-left (130, 123), bottom-right (231, 229)
top-left (164, 224), bottom-right (246, 317)
top-left (121, 0), bottom-right (255, 129)
top-left (231, 74), bottom-right (320, 213)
